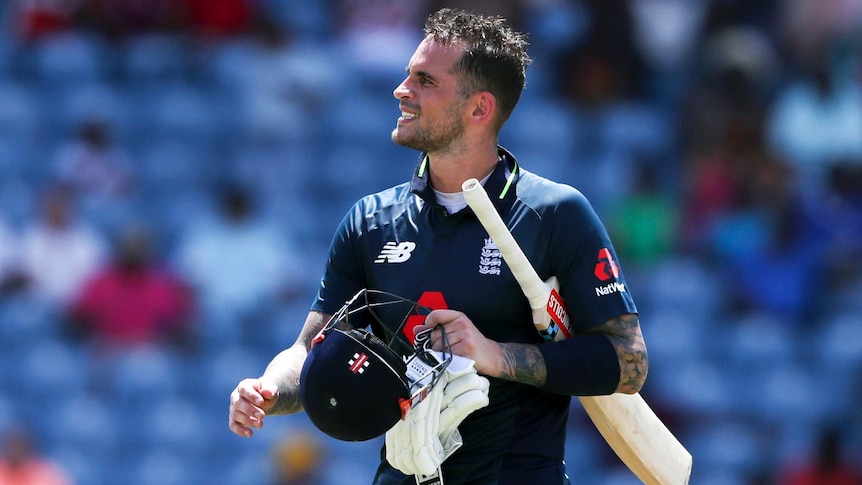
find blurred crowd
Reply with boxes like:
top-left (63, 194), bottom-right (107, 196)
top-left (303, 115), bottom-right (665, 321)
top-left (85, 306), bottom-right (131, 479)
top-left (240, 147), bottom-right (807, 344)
top-left (0, 0), bottom-right (861, 484)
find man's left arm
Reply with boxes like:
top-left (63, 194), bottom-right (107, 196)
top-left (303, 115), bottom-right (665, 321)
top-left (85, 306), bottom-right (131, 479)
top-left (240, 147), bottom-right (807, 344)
top-left (493, 313), bottom-right (647, 394)
top-left (584, 313), bottom-right (648, 394)
top-left (421, 310), bottom-right (648, 395)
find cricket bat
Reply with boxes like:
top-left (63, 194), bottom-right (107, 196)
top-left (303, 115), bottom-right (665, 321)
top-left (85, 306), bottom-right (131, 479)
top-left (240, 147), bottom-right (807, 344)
top-left (462, 178), bottom-right (692, 485)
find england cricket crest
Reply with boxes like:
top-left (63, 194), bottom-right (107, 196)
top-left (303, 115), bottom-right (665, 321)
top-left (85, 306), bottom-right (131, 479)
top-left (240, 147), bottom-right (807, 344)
top-left (478, 237), bottom-right (502, 275)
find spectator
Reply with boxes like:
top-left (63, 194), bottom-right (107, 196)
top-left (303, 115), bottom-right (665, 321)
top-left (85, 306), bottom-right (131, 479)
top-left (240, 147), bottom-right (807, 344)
top-left (67, 223), bottom-right (194, 350)
top-left (551, 0), bottom-right (650, 106)
top-left (74, 0), bottom-right (184, 39)
top-left (424, 0), bottom-right (526, 31)
top-left (776, 427), bottom-right (862, 485)
top-left (174, 184), bottom-right (306, 328)
top-left (179, 0), bottom-right (258, 40)
top-left (52, 118), bottom-right (135, 201)
top-left (0, 426), bottom-right (73, 485)
top-left (677, 26), bottom-right (778, 251)
top-left (766, 47), bottom-right (862, 196)
top-left (335, 0), bottom-right (427, 78)
top-left (236, 16), bottom-right (332, 143)
top-left (0, 216), bottom-right (23, 297)
top-left (17, 184), bottom-right (108, 308)
top-left (607, 160), bottom-right (679, 268)
top-left (271, 431), bottom-right (324, 485)
top-left (9, 0), bottom-right (81, 42)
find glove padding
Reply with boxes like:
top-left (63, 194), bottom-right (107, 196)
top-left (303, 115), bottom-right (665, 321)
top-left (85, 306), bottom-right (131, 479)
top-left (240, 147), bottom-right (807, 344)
top-left (385, 354), bottom-right (490, 477)
top-left (386, 370), bottom-right (448, 477)
top-left (438, 355), bottom-right (490, 457)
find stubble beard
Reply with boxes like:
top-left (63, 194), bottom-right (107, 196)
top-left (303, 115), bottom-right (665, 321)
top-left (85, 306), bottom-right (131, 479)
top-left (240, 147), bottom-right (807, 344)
top-left (391, 103), bottom-right (466, 155)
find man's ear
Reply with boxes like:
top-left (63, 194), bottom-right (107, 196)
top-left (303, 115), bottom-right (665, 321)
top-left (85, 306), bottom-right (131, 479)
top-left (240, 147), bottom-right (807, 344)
top-left (467, 92), bottom-right (497, 126)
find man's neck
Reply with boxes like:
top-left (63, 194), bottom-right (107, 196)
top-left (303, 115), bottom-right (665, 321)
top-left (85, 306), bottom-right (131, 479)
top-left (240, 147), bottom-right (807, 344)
top-left (426, 141), bottom-right (499, 193)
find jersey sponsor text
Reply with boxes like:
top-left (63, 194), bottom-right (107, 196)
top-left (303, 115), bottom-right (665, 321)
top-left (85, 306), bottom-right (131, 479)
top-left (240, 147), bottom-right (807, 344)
top-left (595, 281), bottom-right (626, 297)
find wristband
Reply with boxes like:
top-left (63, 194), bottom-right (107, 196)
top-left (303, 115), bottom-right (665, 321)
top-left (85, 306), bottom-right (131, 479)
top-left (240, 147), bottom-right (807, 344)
top-left (538, 332), bottom-right (619, 396)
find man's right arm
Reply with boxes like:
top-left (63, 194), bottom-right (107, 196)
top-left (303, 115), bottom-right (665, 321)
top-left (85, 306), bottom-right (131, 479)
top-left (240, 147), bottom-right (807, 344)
top-left (228, 311), bottom-right (331, 437)
top-left (261, 311), bottom-right (332, 415)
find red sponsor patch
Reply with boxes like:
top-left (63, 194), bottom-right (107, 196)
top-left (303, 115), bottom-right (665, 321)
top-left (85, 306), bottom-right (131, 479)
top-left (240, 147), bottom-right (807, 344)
top-left (404, 291), bottom-right (448, 343)
top-left (594, 248), bottom-right (619, 281)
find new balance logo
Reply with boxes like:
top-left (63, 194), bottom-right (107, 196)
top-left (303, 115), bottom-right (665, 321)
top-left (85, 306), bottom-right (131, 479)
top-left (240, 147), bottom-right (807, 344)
top-left (374, 241), bottom-right (416, 263)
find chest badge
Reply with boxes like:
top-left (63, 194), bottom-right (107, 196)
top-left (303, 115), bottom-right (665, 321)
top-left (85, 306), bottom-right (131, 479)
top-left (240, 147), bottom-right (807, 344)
top-left (479, 237), bottom-right (502, 275)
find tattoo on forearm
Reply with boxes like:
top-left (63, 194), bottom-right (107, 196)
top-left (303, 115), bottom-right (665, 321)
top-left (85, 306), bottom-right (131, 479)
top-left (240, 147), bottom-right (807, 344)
top-left (598, 314), bottom-right (648, 393)
top-left (498, 343), bottom-right (547, 387)
top-left (270, 381), bottom-right (303, 415)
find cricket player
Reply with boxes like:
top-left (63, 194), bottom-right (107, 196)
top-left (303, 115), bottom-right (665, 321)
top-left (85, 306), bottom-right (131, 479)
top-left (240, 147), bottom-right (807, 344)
top-left (229, 8), bottom-right (647, 484)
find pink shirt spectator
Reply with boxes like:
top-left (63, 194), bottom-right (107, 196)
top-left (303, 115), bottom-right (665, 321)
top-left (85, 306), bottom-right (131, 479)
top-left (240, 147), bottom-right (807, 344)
top-left (71, 265), bottom-right (191, 346)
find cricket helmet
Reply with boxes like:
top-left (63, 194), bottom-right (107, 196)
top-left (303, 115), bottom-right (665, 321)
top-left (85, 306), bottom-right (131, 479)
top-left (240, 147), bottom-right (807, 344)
top-left (300, 289), bottom-right (444, 442)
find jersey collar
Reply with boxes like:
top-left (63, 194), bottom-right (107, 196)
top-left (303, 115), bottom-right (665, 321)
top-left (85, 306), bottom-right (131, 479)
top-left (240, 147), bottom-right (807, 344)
top-left (410, 146), bottom-right (520, 212)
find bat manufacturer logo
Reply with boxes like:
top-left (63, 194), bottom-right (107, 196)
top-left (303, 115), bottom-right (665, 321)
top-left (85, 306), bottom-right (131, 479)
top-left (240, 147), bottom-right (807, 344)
top-left (374, 241), bottom-right (416, 263)
top-left (348, 353), bottom-right (370, 374)
top-left (594, 248), bottom-right (619, 281)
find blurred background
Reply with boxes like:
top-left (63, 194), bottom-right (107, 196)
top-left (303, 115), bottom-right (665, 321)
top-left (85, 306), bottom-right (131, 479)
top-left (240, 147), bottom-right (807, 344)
top-left (0, 0), bottom-right (860, 484)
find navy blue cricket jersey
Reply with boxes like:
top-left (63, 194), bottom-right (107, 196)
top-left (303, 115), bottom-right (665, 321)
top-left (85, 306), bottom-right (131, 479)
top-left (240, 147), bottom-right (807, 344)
top-left (312, 147), bottom-right (637, 485)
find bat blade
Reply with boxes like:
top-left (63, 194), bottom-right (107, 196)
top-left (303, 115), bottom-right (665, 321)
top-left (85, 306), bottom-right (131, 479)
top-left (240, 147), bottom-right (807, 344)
top-left (580, 393), bottom-right (692, 484)
top-left (462, 178), bottom-right (692, 484)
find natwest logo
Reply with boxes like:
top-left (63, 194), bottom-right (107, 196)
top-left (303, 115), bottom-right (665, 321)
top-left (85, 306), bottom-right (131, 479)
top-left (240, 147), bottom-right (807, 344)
top-left (594, 248), bottom-right (619, 281)
top-left (595, 281), bottom-right (626, 297)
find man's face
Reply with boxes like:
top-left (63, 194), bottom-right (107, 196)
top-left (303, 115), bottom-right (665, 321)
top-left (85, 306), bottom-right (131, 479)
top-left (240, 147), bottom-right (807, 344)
top-left (391, 37), bottom-right (469, 154)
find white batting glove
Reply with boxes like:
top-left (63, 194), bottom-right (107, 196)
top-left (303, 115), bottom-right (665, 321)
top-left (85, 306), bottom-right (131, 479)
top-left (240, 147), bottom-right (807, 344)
top-left (385, 371), bottom-right (448, 477)
top-left (437, 355), bottom-right (490, 457)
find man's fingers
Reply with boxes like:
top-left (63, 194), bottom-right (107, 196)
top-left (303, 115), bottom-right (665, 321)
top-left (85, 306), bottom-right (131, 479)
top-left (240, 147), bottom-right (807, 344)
top-left (229, 419), bottom-right (255, 438)
top-left (229, 378), bottom-right (276, 438)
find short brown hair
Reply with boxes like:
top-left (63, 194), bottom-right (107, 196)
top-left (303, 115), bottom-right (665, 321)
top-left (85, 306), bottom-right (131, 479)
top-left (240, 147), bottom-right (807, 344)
top-left (424, 8), bottom-right (531, 130)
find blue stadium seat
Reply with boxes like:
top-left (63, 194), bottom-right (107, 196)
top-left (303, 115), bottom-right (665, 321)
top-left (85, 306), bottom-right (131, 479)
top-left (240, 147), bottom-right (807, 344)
top-left (18, 337), bottom-right (88, 402)
top-left (32, 32), bottom-right (107, 85)
top-left (722, 312), bottom-right (797, 368)
top-left (120, 34), bottom-right (187, 82)
top-left (598, 102), bottom-right (674, 158)
top-left (0, 81), bottom-right (42, 141)
top-left (53, 83), bottom-right (131, 137)
top-left (52, 443), bottom-right (111, 485)
top-left (40, 392), bottom-right (121, 457)
top-left (684, 419), bottom-right (768, 475)
top-left (198, 344), bottom-right (269, 399)
top-left (124, 447), bottom-right (205, 485)
top-left (815, 312), bottom-right (862, 369)
top-left (0, 176), bottom-right (36, 224)
top-left (650, 359), bottom-right (740, 417)
top-left (139, 138), bottom-right (210, 190)
top-left (143, 82), bottom-right (222, 142)
top-left (122, 395), bottom-right (212, 459)
top-left (104, 347), bottom-right (184, 406)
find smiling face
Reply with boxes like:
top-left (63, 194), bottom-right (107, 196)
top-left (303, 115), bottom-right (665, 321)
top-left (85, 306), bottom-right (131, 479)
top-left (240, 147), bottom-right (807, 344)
top-left (391, 37), bottom-right (471, 154)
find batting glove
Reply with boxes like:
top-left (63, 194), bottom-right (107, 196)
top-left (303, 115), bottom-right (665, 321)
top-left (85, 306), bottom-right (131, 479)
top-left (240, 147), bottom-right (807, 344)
top-left (438, 355), bottom-right (490, 457)
top-left (385, 370), bottom-right (448, 477)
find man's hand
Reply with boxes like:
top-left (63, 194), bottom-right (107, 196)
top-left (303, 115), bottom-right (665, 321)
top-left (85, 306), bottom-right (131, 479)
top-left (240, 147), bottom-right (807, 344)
top-left (229, 378), bottom-right (280, 437)
top-left (415, 309), bottom-right (503, 376)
